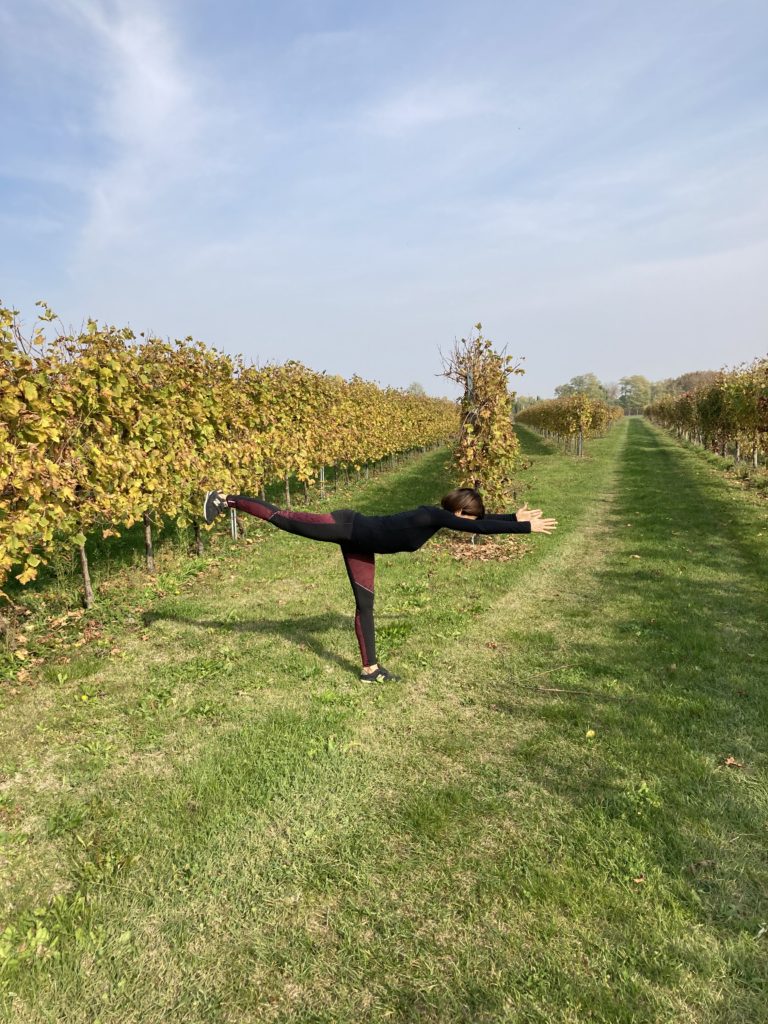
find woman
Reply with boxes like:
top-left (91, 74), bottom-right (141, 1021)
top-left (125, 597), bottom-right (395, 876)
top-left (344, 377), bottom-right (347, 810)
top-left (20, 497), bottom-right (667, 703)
top-left (203, 487), bottom-right (557, 682)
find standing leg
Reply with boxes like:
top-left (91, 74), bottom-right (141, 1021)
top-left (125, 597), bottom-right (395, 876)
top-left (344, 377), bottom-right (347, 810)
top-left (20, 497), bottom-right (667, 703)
top-left (340, 546), bottom-right (377, 669)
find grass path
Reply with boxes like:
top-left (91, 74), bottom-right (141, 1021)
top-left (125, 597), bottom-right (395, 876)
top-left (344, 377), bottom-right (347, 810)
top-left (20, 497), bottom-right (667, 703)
top-left (1, 418), bottom-right (766, 1023)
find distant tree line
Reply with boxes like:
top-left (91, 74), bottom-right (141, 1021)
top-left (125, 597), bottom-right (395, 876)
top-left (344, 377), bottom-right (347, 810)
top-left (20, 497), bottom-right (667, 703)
top-left (515, 370), bottom-right (719, 416)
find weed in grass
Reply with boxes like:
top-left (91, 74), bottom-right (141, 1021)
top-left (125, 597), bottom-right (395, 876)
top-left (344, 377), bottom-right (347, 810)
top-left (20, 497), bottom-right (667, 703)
top-left (77, 739), bottom-right (115, 766)
top-left (182, 700), bottom-right (219, 719)
top-left (375, 619), bottom-right (413, 651)
top-left (133, 686), bottom-right (175, 717)
top-left (45, 801), bottom-right (89, 838)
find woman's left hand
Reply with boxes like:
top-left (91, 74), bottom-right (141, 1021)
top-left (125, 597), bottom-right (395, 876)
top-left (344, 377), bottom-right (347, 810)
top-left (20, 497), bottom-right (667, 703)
top-left (515, 502), bottom-right (543, 522)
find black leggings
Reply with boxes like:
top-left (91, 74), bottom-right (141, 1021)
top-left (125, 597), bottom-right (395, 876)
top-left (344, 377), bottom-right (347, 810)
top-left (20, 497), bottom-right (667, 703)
top-left (226, 495), bottom-right (377, 666)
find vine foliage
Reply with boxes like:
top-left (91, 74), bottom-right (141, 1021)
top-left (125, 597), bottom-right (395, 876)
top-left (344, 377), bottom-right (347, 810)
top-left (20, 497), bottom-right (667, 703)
top-left (515, 396), bottom-right (623, 455)
top-left (441, 325), bottom-right (524, 510)
top-left (645, 359), bottom-right (768, 465)
top-left (1, 302), bottom-right (457, 604)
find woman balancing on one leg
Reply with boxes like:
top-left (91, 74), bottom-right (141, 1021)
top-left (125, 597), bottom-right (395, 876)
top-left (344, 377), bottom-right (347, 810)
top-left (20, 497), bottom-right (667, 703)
top-left (203, 487), bottom-right (557, 682)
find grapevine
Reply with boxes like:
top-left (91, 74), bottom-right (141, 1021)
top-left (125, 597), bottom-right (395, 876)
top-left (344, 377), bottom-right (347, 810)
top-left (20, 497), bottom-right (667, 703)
top-left (441, 326), bottom-right (524, 510)
top-left (0, 304), bottom-right (457, 605)
top-left (515, 396), bottom-right (623, 454)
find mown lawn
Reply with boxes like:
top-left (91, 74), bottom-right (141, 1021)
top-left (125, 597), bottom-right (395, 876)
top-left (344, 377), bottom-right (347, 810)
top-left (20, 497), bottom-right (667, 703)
top-left (1, 418), bottom-right (766, 1023)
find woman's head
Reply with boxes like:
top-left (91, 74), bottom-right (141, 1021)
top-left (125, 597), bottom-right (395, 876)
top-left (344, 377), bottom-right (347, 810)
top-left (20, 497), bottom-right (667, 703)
top-left (440, 487), bottom-right (485, 518)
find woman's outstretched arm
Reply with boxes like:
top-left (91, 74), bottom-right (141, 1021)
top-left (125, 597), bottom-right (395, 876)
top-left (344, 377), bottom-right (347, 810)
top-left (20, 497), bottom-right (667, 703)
top-left (483, 504), bottom-right (544, 523)
top-left (428, 507), bottom-right (557, 535)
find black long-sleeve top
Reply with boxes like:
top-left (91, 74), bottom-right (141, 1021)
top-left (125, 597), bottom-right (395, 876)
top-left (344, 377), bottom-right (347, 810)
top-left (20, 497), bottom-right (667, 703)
top-left (349, 506), bottom-right (531, 555)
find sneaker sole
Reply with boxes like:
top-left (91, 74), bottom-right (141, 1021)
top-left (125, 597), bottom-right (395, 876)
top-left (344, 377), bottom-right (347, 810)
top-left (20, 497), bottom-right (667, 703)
top-left (203, 491), bottom-right (224, 525)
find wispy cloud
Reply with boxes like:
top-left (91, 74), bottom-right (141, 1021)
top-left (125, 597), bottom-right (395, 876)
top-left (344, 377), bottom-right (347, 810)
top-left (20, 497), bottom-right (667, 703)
top-left (58, 0), bottom-right (210, 252)
top-left (365, 80), bottom-right (493, 135)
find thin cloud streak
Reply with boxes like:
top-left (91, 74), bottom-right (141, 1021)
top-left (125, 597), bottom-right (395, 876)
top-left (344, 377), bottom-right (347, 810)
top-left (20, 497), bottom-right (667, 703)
top-left (364, 80), bottom-right (494, 134)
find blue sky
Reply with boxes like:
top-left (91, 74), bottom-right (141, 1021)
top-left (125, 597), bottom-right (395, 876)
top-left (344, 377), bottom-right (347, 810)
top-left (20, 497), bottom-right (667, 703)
top-left (1, 0), bottom-right (766, 397)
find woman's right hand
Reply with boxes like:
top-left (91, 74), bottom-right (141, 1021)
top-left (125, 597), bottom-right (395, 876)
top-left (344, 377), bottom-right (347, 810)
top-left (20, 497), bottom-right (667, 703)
top-left (530, 517), bottom-right (558, 534)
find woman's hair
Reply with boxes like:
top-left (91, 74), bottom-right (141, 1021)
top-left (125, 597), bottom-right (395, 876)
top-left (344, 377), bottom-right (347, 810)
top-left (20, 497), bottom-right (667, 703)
top-left (440, 487), bottom-right (485, 518)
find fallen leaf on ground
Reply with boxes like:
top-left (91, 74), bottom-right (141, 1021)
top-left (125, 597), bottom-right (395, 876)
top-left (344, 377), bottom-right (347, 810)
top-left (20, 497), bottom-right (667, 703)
top-left (431, 537), bottom-right (527, 563)
top-left (721, 756), bottom-right (746, 769)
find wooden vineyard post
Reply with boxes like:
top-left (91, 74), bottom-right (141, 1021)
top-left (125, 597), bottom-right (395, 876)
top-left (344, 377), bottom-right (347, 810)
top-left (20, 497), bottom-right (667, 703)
top-left (193, 520), bottom-right (204, 556)
top-left (320, 466), bottom-right (326, 499)
top-left (230, 507), bottom-right (238, 541)
top-left (143, 512), bottom-right (156, 574)
top-left (78, 542), bottom-right (94, 609)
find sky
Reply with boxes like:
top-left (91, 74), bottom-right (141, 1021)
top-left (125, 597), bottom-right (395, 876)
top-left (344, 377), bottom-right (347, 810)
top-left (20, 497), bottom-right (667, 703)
top-left (1, 0), bottom-right (766, 398)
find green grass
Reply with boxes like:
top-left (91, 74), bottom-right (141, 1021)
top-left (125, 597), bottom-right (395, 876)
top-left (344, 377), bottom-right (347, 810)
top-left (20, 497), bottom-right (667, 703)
top-left (0, 420), bottom-right (766, 1023)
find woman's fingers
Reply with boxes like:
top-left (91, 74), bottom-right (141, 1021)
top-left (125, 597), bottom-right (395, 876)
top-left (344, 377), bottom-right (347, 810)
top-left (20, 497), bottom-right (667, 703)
top-left (516, 503), bottom-right (544, 521)
top-left (532, 517), bottom-right (558, 534)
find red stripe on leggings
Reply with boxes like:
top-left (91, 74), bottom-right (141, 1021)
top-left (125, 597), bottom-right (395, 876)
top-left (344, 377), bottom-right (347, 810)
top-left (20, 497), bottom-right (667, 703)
top-left (354, 612), bottom-right (369, 663)
top-left (345, 550), bottom-right (375, 592)
top-left (278, 510), bottom-right (336, 524)
top-left (229, 497), bottom-right (273, 521)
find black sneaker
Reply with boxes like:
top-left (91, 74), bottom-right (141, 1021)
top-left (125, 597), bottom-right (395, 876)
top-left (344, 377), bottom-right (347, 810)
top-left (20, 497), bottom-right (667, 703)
top-left (360, 665), bottom-right (401, 683)
top-left (203, 490), bottom-right (229, 524)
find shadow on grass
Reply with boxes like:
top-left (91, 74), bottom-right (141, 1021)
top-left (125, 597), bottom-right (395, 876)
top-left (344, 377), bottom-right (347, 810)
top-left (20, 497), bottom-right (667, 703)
top-left (513, 424), bottom-right (560, 458)
top-left (2, 517), bottom-right (185, 601)
top-left (143, 609), bottom-right (366, 675)
top-left (344, 447), bottom-right (453, 515)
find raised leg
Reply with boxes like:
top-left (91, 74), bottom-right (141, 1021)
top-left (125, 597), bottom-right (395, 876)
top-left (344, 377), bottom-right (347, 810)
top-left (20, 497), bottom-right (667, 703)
top-left (226, 495), bottom-right (353, 543)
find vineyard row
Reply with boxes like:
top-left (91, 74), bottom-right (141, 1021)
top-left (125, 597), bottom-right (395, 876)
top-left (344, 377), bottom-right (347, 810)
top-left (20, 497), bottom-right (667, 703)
top-left (644, 358), bottom-right (768, 465)
top-left (514, 396), bottom-right (624, 455)
top-left (1, 307), bottom-right (457, 602)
